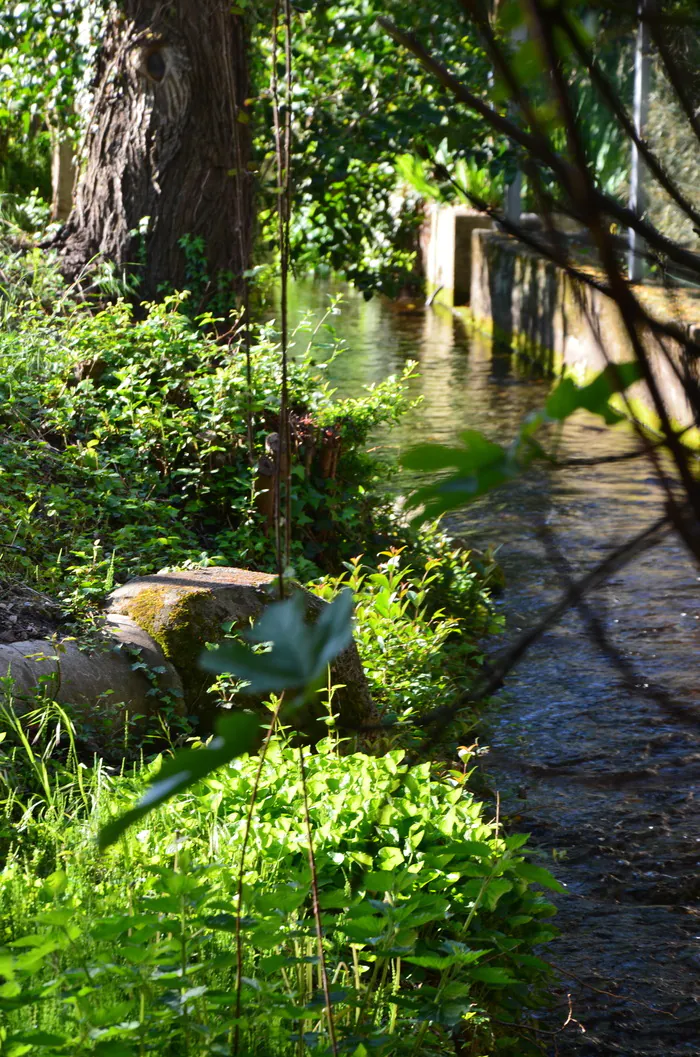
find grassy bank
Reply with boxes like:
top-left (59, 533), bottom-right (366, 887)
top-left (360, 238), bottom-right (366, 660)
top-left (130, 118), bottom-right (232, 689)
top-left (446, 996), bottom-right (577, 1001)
top-left (0, 242), bottom-right (560, 1056)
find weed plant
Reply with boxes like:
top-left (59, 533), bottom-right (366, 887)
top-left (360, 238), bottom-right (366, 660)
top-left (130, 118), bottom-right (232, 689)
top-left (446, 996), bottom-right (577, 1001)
top-left (312, 545), bottom-right (502, 735)
top-left (0, 715), bottom-right (559, 1057)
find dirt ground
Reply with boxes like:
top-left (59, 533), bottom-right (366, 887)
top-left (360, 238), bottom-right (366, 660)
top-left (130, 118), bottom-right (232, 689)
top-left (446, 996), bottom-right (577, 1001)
top-left (0, 581), bottom-right (68, 643)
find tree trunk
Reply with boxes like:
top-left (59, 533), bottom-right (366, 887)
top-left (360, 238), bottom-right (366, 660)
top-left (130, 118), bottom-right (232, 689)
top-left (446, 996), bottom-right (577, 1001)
top-left (57, 1), bottom-right (251, 301)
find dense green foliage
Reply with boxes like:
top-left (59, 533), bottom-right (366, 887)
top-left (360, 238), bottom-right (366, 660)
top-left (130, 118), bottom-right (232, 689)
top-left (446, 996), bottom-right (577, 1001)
top-left (261, 1), bottom-right (498, 297)
top-left (0, 520), bottom-right (554, 1057)
top-left (0, 0), bottom-right (91, 199)
top-left (1, 717), bottom-right (558, 1057)
top-left (0, 245), bottom-right (418, 611)
top-left (3, 1), bottom-right (678, 297)
top-left (0, 233), bottom-right (561, 1055)
top-left (314, 547), bottom-right (501, 730)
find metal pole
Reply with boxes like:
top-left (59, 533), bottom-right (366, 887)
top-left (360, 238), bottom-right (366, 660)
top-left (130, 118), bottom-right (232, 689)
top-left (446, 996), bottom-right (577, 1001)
top-left (504, 20), bottom-right (527, 225)
top-left (505, 168), bottom-right (523, 224)
top-left (628, 0), bottom-right (651, 282)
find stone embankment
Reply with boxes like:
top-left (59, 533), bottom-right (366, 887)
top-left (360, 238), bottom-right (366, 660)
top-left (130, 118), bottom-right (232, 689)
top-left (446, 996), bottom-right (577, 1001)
top-left (422, 203), bottom-right (700, 441)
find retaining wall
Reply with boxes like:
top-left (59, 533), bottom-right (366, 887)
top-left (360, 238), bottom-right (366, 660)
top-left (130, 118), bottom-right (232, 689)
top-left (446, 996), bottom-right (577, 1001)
top-left (421, 204), bottom-right (494, 306)
top-left (466, 229), bottom-right (700, 438)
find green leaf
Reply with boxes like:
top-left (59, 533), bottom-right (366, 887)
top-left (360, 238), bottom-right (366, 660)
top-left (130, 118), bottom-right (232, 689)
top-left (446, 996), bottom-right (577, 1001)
top-left (377, 846), bottom-right (404, 870)
top-left (98, 712), bottom-right (261, 850)
top-left (546, 362), bottom-right (642, 425)
top-left (201, 588), bottom-right (354, 694)
top-left (403, 954), bottom-right (458, 969)
top-left (401, 431), bottom-right (504, 474)
top-left (516, 862), bottom-right (566, 893)
top-left (469, 966), bottom-right (515, 986)
top-left (363, 871), bottom-right (397, 891)
top-left (395, 154), bottom-right (441, 200)
top-left (94, 1043), bottom-right (136, 1057)
top-left (402, 431), bottom-right (516, 521)
top-left (5, 1031), bottom-right (67, 1047)
top-left (40, 869), bottom-right (67, 898)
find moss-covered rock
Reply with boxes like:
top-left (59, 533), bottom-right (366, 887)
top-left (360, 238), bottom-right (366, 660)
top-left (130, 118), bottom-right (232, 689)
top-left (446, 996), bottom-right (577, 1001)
top-left (107, 567), bottom-right (375, 734)
top-left (120, 585), bottom-right (221, 709)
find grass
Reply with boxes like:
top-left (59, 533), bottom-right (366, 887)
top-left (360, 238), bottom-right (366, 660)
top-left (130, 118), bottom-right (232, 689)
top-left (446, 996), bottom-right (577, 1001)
top-left (0, 714), bottom-right (559, 1057)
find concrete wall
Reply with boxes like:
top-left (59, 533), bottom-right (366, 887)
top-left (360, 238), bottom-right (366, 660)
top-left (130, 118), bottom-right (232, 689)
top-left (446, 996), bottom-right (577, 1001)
top-left (467, 229), bottom-right (700, 437)
top-left (421, 204), bottom-right (494, 306)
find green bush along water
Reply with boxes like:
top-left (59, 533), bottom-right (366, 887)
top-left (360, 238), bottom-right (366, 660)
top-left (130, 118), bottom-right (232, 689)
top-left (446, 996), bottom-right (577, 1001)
top-left (0, 255), bottom-right (416, 610)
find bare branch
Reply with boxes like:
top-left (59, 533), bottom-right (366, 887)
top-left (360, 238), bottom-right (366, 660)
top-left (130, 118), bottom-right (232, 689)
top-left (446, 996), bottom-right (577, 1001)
top-left (648, 8), bottom-right (700, 151)
top-left (557, 6), bottom-right (700, 233)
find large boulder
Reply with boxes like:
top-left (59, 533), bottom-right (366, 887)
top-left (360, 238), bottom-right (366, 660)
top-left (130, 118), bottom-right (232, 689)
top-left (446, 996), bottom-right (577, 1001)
top-left (106, 567), bottom-right (375, 734)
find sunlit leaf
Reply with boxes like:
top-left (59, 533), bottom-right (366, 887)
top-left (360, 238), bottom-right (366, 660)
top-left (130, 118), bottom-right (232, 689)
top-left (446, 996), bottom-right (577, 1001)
top-left (201, 588), bottom-right (354, 694)
top-left (469, 966), bottom-right (515, 986)
top-left (402, 430), bottom-right (517, 521)
top-left (546, 362), bottom-right (642, 425)
top-left (515, 862), bottom-right (566, 893)
top-left (98, 712), bottom-right (261, 849)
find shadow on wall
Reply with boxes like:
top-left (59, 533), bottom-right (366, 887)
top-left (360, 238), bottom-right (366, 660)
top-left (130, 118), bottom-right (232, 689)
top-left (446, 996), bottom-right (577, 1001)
top-left (478, 234), bottom-right (557, 374)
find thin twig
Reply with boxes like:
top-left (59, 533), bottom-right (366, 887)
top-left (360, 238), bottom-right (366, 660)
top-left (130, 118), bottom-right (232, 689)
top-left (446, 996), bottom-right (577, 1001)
top-left (298, 745), bottom-right (339, 1056)
top-left (283, 0), bottom-right (293, 572)
top-left (271, 0), bottom-right (294, 594)
top-left (232, 698), bottom-right (284, 1057)
top-left (229, 8), bottom-right (254, 463)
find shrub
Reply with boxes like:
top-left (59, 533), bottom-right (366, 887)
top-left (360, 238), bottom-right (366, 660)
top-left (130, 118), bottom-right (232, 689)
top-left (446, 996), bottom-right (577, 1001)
top-left (0, 735), bottom-right (558, 1056)
top-left (312, 546), bottom-right (502, 733)
top-left (0, 254), bottom-right (416, 611)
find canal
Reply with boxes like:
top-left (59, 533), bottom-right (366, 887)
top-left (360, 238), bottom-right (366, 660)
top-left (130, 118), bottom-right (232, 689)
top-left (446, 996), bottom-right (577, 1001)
top-left (288, 281), bottom-right (700, 1056)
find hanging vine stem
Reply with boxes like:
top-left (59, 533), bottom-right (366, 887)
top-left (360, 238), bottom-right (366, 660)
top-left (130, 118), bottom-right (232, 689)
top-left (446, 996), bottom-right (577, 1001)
top-left (230, 12), bottom-right (254, 464)
top-left (231, 697), bottom-right (285, 1057)
top-left (271, 0), bottom-right (294, 596)
top-left (298, 744), bottom-right (339, 1057)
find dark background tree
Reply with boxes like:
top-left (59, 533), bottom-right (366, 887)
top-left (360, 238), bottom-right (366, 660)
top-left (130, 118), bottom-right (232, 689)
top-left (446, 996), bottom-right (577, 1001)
top-left (56, 0), bottom-right (252, 301)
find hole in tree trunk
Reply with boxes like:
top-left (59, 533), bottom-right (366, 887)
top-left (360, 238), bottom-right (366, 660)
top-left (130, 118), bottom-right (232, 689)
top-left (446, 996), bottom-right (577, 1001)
top-left (145, 47), bottom-right (166, 82)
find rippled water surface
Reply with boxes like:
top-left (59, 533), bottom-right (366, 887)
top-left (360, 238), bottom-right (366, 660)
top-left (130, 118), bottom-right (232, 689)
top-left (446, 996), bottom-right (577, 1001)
top-left (288, 281), bottom-right (700, 1055)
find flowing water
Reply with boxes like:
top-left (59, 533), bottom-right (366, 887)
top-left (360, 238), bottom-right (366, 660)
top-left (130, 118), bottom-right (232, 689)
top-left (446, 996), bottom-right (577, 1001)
top-left (288, 281), bottom-right (700, 1056)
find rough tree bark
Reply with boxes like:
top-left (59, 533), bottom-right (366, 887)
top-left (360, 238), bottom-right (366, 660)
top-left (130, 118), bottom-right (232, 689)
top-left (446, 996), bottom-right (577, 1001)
top-left (57, 1), bottom-right (251, 299)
